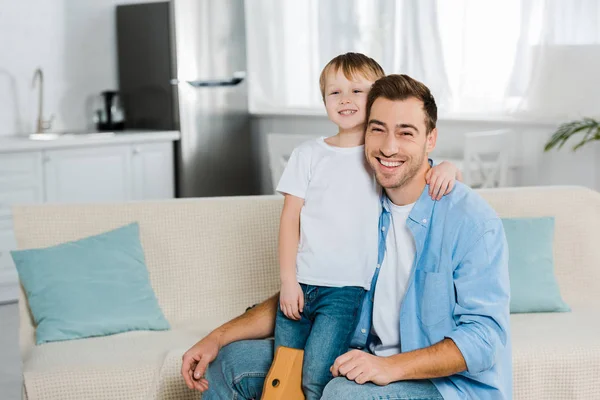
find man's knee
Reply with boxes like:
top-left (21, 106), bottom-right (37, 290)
top-left (205, 340), bottom-right (245, 382)
top-left (206, 340), bottom-right (274, 385)
top-left (321, 377), bottom-right (356, 399)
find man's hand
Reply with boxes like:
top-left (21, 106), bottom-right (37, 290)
top-left (181, 334), bottom-right (221, 392)
top-left (330, 349), bottom-right (395, 386)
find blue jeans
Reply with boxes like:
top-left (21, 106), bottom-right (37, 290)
top-left (203, 339), bottom-right (443, 399)
top-left (274, 284), bottom-right (365, 400)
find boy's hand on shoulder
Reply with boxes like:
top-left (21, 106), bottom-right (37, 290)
top-left (280, 279), bottom-right (304, 320)
top-left (426, 160), bottom-right (462, 201)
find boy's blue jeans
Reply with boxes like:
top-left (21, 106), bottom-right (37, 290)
top-left (273, 284), bottom-right (365, 400)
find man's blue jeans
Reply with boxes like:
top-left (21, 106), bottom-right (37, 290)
top-left (203, 341), bottom-right (442, 399)
top-left (273, 284), bottom-right (365, 400)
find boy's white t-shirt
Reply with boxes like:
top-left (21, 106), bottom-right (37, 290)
top-left (371, 199), bottom-right (416, 356)
top-left (276, 137), bottom-right (380, 289)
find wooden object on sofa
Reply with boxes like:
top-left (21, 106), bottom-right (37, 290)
top-left (261, 346), bottom-right (305, 400)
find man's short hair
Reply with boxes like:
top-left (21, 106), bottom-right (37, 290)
top-left (319, 52), bottom-right (385, 102)
top-left (365, 74), bottom-right (437, 134)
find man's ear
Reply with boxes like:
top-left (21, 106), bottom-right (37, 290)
top-left (426, 127), bottom-right (438, 153)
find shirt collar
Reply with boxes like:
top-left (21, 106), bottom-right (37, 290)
top-left (380, 185), bottom-right (434, 228)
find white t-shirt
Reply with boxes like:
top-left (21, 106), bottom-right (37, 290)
top-left (371, 199), bottom-right (416, 356)
top-left (276, 137), bottom-right (380, 289)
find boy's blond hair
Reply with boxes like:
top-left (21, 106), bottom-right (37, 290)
top-left (319, 52), bottom-right (385, 102)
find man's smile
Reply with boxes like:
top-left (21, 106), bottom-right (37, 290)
top-left (376, 157), bottom-right (405, 170)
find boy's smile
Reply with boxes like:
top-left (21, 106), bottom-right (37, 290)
top-left (324, 69), bottom-right (374, 133)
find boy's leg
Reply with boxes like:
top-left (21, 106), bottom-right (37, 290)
top-left (321, 377), bottom-right (443, 399)
top-left (203, 339), bottom-right (274, 400)
top-left (273, 284), bottom-right (312, 351)
top-left (301, 286), bottom-right (365, 400)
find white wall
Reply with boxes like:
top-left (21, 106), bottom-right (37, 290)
top-left (0, 0), bottom-right (162, 136)
top-left (253, 115), bottom-right (600, 195)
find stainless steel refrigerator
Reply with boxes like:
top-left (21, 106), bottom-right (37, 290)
top-left (116, 0), bottom-right (258, 197)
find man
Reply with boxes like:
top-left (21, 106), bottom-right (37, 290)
top-left (181, 74), bottom-right (512, 399)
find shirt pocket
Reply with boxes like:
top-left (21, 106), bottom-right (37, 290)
top-left (414, 270), bottom-right (450, 327)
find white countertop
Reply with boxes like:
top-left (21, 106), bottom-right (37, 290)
top-left (0, 130), bottom-right (180, 153)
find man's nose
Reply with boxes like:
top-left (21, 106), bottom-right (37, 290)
top-left (380, 132), bottom-right (399, 157)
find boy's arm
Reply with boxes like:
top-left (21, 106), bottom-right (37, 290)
top-left (426, 160), bottom-right (462, 200)
top-left (278, 194), bottom-right (305, 319)
top-left (279, 194), bottom-right (303, 284)
top-left (181, 293), bottom-right (279, 391)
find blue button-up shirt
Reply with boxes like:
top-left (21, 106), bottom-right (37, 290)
top-left (350, 182), bottom-right (512, 400)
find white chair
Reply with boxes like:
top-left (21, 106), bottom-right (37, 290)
top-left (462, 129), bottom-right (512, 188)
top-left (266, 133), bottom-right (322, 193)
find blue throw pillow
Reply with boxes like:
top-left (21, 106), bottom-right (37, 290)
top-left (12, 223), bottom-right (170, 344)
top-left (502, 217), bottom-right (570, 313)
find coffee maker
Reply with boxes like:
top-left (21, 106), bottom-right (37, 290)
top-left (94, 91), bottom-right (126, 131)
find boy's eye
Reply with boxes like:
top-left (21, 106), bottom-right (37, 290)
top-left (353, 89), bottom-right (362, 93)
top-left (329, 91), bottom-right (339, 95)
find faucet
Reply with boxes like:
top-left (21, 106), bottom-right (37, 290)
top-left (32, 68), bottom-right (53, 133)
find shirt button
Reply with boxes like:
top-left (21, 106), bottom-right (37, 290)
top-left (376, 264), bottom-right (381, 269)
top-left (422, 219), bottom-right (427, 224)
top-left (381, 226), bottom-right (386, 231)
top-left (361, 328), bottom-right (367, 334)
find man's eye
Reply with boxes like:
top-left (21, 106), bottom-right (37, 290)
top-left (371, 127), bottom-right (383, 132)
top-left (402, 132), bottom-right (413, 136)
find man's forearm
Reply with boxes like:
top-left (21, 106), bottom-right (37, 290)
top-left (388, 338), bottom-right (467, 381)
top-left (208, 293), bottom-right (279, 349)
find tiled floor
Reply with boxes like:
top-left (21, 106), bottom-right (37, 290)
top-left (0, 302), bottom-right (22, 400)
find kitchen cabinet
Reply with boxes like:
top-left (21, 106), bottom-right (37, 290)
top-left (44, 145), bottom-right (132, 203)
top-left (0, 131), bottom-right (180, 302)
top-left (131, 142), bottom-right (175, 200)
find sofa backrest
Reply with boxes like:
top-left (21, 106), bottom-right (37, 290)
top-left (13, 195), bottom-right (284, 359)
top-left (13, 186), bottom-right (600, 359)
top-left (477, 186), bottom-right (600, 310)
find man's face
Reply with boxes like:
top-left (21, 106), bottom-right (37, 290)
top-left (365, 97), bottom-right (437, 190)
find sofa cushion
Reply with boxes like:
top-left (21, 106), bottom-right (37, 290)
top-left (12, 223), bottom-right (170, 344)
top-left (502, 217), bottom-right (570, 313)
top-left (511, 309), bottom-right (600, 399)
top-left (21, 321), bottom-right (218, 400)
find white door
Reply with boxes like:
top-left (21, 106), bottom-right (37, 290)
top-left (0, 151), bottom-right (44, 302)
top-left (131, 142), bottom-right (175, 200)
top-left (0, 151), bottom-right (45, 218)
top-left (44, 145), bottom-right (132, 203)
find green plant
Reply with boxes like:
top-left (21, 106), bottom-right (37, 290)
top-left (544, 117), bottom-right (600, 152)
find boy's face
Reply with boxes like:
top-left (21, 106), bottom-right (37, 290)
top-left (323, 68), bottom-right (374, 132)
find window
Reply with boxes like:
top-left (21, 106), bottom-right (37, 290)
top-left (245, 0), bottom-right (600, 119)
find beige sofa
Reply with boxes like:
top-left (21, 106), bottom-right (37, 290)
top-left (13, 186), bottom-right (600, 400)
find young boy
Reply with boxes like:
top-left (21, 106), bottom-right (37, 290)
top-left (273, 53), bottom-right (460, 400)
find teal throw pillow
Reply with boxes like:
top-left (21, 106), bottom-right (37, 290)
top-left (502, 217), bottom-right (570, 313)
top-left (12, 223), bottom-right (170, 344)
